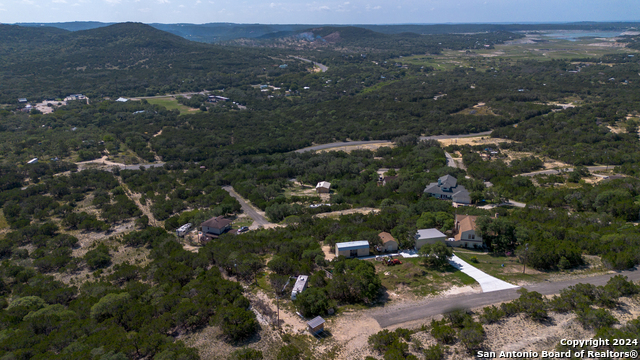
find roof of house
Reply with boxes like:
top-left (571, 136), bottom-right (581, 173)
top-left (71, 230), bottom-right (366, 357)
top-left (307, 316), bottom-right (325, 328)
top-left (439, 175), bottom-right (457, 188)
top-left (454, 215), bottom-right (479, 241)
top-left (416, 228), bottom-right (446, 240)
top-left (292, 275), bottom-right (308, 293)
top-left (336, 240), bottom-right (369, 250)
top-left (378, 232), bottom-right (397, 244)
top-left (383, 176), bottom-right (398, 183)
top-left (201, 216), bottom-right (233, 229)
top-left (316, 181), bottom-right (331, 189)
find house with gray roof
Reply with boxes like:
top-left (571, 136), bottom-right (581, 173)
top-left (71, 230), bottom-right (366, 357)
top-left (424, 175), bottom-right (471, 204)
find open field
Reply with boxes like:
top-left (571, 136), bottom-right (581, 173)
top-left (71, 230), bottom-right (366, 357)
top-left (316, 142), bottom-right (395, 153)
top-left (395, 35), bottom-right (640, 70)
top-left (144, 96), bottom-right (201, 115)
top-left (375, 257), bottom-right (478, 298)
top-left (437, 136), bottom-right (512, 147)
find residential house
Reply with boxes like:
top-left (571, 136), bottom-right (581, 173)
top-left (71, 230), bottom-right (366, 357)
top-left (335, 240), bottom-right (369, 258)
top-left (451, 215), bottom-right (483, 248)
top-left (316, 181), bottom-right (331, 194)
top-left (382, 176), bottom-right (398, 186)
top-left (414, 228), bottom-right (446, 250)
top-left (291, 275), bottom-right (309, 300)
top-left (378, 232), bottom-right (398, 252)
top-left (200, 216), bottom-right (232, 241)
top-left (18, 98), bottom-right (28, 103)
top-left (424, 175), bottom-right (471, 204)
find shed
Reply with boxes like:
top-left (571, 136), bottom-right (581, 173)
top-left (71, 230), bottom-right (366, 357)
top-left (307, 316), bottom-right (325, 335)
top-left (378, 232), bottom-right (398, 252)
top-left (115, 97), bottom-right (129, 102)
top-left (336, 240), bottom-right (369, 258)
top-left (316, 181), bottom-right (331, 194)
top-left (291, 275), bottom-right (308, 300)
top-left (415, 228), bottom-right (446, 250)
top-left (27, 158), bottom-right (38, 165)
top-left (18, 98), bottom-right (28, 103)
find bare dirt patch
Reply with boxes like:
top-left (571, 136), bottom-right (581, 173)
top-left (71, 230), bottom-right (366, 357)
top-left (317, 142), bottom-right (395, 153)
top-left (313, 207), bottom-right (380, 219)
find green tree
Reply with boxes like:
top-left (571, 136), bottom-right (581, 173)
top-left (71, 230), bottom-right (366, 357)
top-left (418, 242), bottom-right (453, 269)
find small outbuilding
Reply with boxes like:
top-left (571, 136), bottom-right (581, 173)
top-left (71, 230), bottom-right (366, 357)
top-left (336, 240), bottom-right (369, 258)
top-left (378, 232), bottom-right (398, 252)
top-left (291, 275), bottom-right (309, 300)
top-left (316, 181), bottom-right (331, 194)
top-left (307, 316), bottom-right (325, 335)
top-left (27, 158), bottom-right (38, 165)
top-left (415, 228), bottom-right (447, 250)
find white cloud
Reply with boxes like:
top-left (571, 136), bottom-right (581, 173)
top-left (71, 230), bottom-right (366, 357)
top-left (21, 0), bottom-right (34, 4)
top-left (104, 0), bottom-right (121, 4)
top-left (269, 2), bottom-right (276, 7)
top-left (157, 0), bottom-right (169, 3)
top-left (318, 5), bottom-right (329, 10)
top-left (52, 0), bottom-right (67, 3)
top-left (179, 4), bottom-right (184, 7)
top-left (373, 5), bottom-right (380, 9)
top-left (195, 0), bottom-right (201, 4)
top-left (138, 7), bottom-right (150, 11)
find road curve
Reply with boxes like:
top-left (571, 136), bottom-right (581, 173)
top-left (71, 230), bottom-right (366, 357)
top-left (222, 186), bottom-right (272, 227)
top-left (519, 165), bottom-right (611, 177)
top-left (291, 56), bottom-right (329, 72)
top-left (373, 268), bottom-right (640, 328)
top-left (420, 130), bottom-right (493, 141)
top-left (295, 131), bottom-right (495, 154)
top-left (295, 140), bottom-right (392, 153)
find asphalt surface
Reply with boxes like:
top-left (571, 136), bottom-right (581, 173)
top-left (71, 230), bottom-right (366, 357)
top-left (420, 131), bottom-right (493, 141)
top-left (222, 186), bottom-right (272, 227)
top-left (519, 166), bottom-right (610, 177)
top-left (295, 131), bottom-right (494, 154)
top-left (373, 268), bottom-right (640, 328)
top-left (291, 56), bottom-right (329, 72)
top-left (295, 140), bottom-right (393, 153)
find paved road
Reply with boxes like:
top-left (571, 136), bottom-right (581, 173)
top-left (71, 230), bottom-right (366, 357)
top-left (291, 56), bottom-right (329, 72)
top-left (222, 186), bottom-right (272, 227)
top-left (373, 268), bottom-right (640, 328)
top-left (450, 255), bottom-right (520, 293)
top-left (420, 131), bottom-right (493, 141)
top-left (295, 140), bottom-right (393, 153)
top-left (519, 166), bottom-right (610, 177)
top-left (295, 131), bottom-right (494, 154)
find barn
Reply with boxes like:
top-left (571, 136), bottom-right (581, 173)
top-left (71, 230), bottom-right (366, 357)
top-left (335, 240), bottom-right (369, 258)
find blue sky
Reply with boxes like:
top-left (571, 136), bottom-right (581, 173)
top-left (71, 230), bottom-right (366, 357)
top-left (2, 0), bottom-right (639, 24)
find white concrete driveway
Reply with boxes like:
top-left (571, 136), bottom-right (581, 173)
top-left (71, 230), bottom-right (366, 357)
top-left (449, 254), bottom-right (520, 293)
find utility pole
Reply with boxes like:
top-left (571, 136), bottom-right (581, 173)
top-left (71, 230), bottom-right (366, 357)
top-left (522, 243), bottom-right (529, 274)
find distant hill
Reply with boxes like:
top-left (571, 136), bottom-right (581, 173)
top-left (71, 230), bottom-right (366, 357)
top-left (0, 23), bottom-right (288, 103)
top-left (15, 21), bottom-right (640, 43)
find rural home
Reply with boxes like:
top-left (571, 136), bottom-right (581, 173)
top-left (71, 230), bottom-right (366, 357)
top-left (200, 216), bottom-right (232, 240)
top-left (316, 181), bottom-right (331, 194)
top-left (424, 175), bottom-right (471, 204)
top-left (415, 228), bottom-right (447, 250)
top-left (451, 214), bottom-right (484, 248)
top-left (335, 240), bottom-right (370, 258)
top-left (307, 316), bottom-right (325, 335)
top-left (378, 232), bottom-right (398, 252)
top-left (382, 175), bottom-right (398, 186)
top-left (291, 275), bottom-right (309, 300)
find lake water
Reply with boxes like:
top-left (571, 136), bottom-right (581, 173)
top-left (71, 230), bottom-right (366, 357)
top-left (539, 31), bottom-right (626, 41)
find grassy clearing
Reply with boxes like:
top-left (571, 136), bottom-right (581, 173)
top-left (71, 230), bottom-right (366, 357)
top-left (375, 257), bottom-right (478, 297)
top-left (144, 97), bottom-right (200, 115)
top-left (0, 210), bottom-right (9, 230)
top-left (232, 217), bottom-right (254, 229)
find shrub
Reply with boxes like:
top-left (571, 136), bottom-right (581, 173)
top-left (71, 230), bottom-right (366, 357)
top-left (230, 348), bottom-right (263, 360)
top-left (369, 329), bottom-right (398, 353)
top-left (500, 301), bottom-right (520, 317)
top-left (430, 319), bottom-right (456, 344)
top-left (424, 344), bottom-right (445, 360)
top-left (84, 244), bottom-right (112, 270)
top-left (575, 307), bottom-right (618, 330)
top-left (515, 289), bottom-right (547, 321)
top-left (479, 305), bottom-right (505, 324)
top-left (276, 344), bottom-right (301, 360)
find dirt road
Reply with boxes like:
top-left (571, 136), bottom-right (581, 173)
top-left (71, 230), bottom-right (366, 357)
top-left (372, 267), bottom-right (640, 328)
top-left (77, 156), bottom-right (165, 171)
top-left (519, 165), bottom-right (610, 177)
top-left (290, 56), bottom-right (329, 72)
top-left (222, 186), bottom-right (272, 228)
